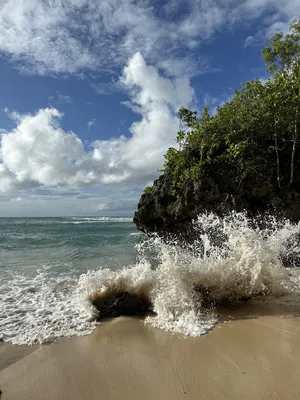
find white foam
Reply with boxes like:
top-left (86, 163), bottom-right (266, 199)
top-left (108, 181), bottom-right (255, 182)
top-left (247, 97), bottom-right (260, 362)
top-left (77, 213), bottom-right (300, 337)
top-left (70, 217), bottom-right (132, 223)
top-left (0, 268), bottom-right (96, 345)
top-left (1, 212), bottom-right (299, 344)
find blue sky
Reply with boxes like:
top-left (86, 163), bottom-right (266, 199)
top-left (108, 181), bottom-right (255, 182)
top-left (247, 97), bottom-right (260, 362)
top-left (0, 0), bottom-right (299, 217)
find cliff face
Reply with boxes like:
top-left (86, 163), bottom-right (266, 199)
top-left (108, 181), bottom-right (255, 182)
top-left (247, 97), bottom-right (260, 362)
top-left (133, 172), bottom-right (300, 235)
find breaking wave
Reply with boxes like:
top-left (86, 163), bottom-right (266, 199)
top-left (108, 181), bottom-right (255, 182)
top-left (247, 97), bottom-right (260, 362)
top-left (70, 217), bottom-right (132, 223)
top-left (1, 212), bottom-right (300, 344)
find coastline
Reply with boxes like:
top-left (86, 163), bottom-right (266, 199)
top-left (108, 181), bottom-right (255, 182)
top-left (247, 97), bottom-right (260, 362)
top-left (1, 303), bottom-right (300, 400)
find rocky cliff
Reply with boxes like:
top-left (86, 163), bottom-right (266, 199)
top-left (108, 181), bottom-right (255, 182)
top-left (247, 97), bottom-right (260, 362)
top-left (133, 171), bottom-right (300, 236)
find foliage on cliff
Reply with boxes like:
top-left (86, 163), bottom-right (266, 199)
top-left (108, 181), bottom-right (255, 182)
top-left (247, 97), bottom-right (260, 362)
top-left (162, 20), bottom-right (300, 197)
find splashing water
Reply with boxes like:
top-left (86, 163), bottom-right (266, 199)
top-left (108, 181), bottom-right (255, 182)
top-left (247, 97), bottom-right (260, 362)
top-left (1, 212), bottom-right (300, 344)
top-left (78, 212), bottom-right (300, 337)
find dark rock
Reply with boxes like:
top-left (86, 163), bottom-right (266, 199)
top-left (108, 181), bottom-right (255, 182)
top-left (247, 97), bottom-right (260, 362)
top-left (280, 232), bottom-right (300, 268)
top-left (134, 172), bottom-right (300, 238)
top-left (193, 284), bottom-right (251, 309)
top-left (90, 291), bottom-right (151, 321)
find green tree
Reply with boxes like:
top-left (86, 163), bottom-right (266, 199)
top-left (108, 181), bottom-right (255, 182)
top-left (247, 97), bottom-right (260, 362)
top-left (162, 19), bottom-right (300, 196)
top-left (262, 19), bottom-right (300, 186)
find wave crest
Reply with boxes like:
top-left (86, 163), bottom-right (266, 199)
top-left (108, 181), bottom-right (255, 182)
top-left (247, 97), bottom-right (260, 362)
top-left (80, 212), bottom-right (300, 336)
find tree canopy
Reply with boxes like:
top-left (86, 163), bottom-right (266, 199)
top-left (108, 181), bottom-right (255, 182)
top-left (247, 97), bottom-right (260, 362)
top-left (162, 20), bottom-right (300, 198)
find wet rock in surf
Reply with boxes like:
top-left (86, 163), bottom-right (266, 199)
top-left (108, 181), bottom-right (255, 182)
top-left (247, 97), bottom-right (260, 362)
top-left (280, 232), bottom-right (300, 268)
top-left (194, 284), bottom-right (251, 308)
top-left (90, 291), bottom-right (151, 321)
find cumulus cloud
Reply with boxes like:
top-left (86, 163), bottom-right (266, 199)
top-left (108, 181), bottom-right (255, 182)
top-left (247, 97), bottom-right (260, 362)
top-left (1, 0), bottom-right (297, 77)
top-left (0, 53), bottom-right (194, 192)
top-left (1, 108), bottom-right (85, 189)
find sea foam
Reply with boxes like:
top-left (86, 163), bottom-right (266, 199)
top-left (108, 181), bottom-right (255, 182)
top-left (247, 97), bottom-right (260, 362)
top-left (1, 212), bottom-right (299, 344)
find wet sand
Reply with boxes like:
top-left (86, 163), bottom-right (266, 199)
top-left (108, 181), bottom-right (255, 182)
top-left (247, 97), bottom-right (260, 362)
top-left (1, 306), bottom-right (300, 400)
top-left (0, 342), bottom-right (37, 372)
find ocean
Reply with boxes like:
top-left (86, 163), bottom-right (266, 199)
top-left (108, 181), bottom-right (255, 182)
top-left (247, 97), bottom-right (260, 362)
top-left (1, 213), bottom-right (300, 345)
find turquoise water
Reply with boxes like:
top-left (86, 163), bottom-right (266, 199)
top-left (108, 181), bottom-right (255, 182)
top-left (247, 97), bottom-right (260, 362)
top-left (0, 217), bottom-right (145, 344)
top-left (0, 217), bottom-right (143, 275)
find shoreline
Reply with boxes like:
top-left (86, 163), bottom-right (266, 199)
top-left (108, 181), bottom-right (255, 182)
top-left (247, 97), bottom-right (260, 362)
top-left (1, 303), bottom-right (300, 400)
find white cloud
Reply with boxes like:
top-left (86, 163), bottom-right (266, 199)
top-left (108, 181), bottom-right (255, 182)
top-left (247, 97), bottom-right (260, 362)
top-left (87, 119), bottom-right (96, 129)
top-left (48, 93), bottom-right (72, 105)
top-left (94, 199), bottom-right (137, 212)
top-left (0, 0), bottom-right (97, 75)
top-left (243, 0), bottom-right (300, 47)
top-left (91, 80), bottom-right (121, 95)
top-left (244, 35), bottom-right (256, 47)
top-left (57, 94), bottom-right (72, 104)
top-left (11, 196), bottom-right (22, 202)
top-left (1, 108), bottom-right (84, 188)
top-left (95, 203), bottom-right (107, 211)
top-left (0, 0), bottom-right (207, 77)
top-left (1, 0), bottom-right (297, 78)
top-left (0, 53), bottom-right (194, 192)
top-left (0, 193), bottom-right (137, 217)
top-left (244, 18), bottom-right (293, 47)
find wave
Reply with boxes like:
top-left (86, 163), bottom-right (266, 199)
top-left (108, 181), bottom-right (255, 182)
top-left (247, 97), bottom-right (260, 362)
top-left (69, 217), bottom-right (132, 223)
top-left (62, 217), bottom-right (133, 224)
top-left (0, 268), bottom-right (96, 345)
top-left (1, 212), bottom-right (300, 344)
top-left (82, 213), bottom-right (300, 336)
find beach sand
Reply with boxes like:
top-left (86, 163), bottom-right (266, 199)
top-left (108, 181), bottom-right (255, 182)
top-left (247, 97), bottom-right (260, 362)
top-left (0, 342), bottom-right (37, 372)
top-left (1, 302), bottom-right (300, 400)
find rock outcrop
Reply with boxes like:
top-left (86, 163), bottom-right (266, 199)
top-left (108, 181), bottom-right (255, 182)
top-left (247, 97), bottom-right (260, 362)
top-left (90, 291), bottom-right (151, 321)
top-left (134, 172), bottom-right (300, 236)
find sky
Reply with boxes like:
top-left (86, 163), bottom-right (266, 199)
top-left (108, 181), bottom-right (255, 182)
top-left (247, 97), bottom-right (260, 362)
top-left (0, 0), bottom-right (299, 217)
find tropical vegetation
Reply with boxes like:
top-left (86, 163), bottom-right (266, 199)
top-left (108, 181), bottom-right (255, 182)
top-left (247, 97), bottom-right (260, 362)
top-left (162, 20), bottom-right (300, 197)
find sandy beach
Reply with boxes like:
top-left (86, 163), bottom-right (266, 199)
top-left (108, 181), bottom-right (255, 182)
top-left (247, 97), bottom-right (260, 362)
top-left (0, 342), bottom-right (37, 372)
top-left (1, 302), bottom-right (300, 400)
